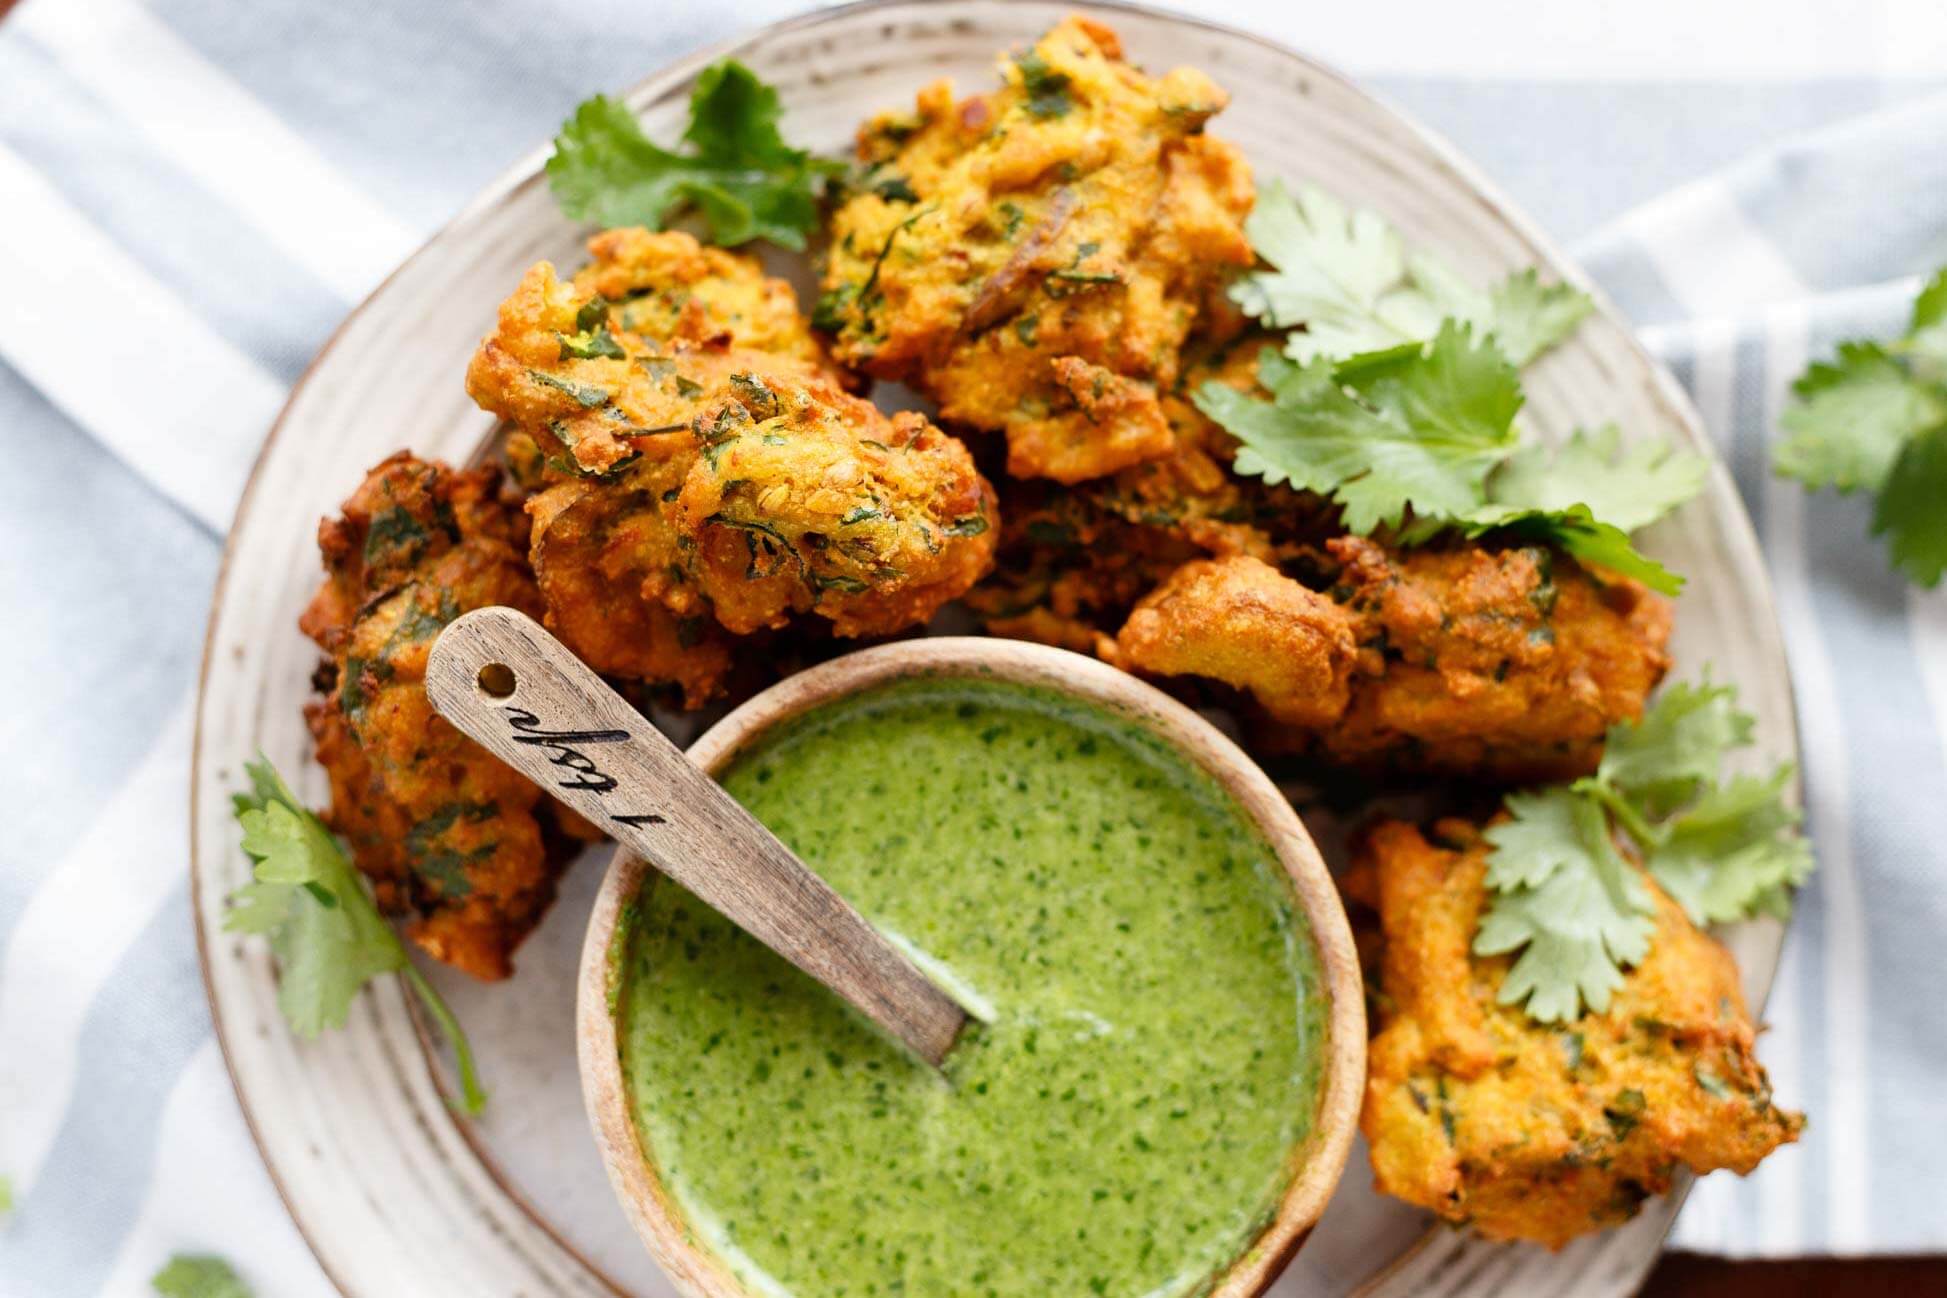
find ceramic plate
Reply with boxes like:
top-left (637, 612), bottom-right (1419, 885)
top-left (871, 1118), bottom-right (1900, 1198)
top-left (189, 2), bottom-right (1799, 1294)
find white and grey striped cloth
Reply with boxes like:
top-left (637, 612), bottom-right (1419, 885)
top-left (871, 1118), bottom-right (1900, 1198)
top-left (2, 1), bottom-right (1945, 1291)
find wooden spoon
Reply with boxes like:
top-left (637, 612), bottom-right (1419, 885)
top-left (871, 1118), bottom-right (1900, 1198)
top-left (423, 605), bottom-right (968, 1067)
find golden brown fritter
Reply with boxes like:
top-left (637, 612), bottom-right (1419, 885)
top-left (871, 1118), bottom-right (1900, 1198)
top-left (1353, 818), bottom-right (1802, 1248)
top-left (1316, 536), bottom-right (1673, 782)
top-left (571, 226), bottom-right (828, 367)
top-left (524, 465), bottom-right (734, 707)
top-left (298, 453), bottom-right (593, 980)
top-left (968, 326), bottom-right (1337, 653)
top-left (677, 383), bottom-right (997, 637)
top-left (466, 258), bottom-right (997, 692)
top-left (1112, 555), bottom-right (1358, 730)
top-left (819, 16), bottom-right (1255, 484)
top-left (1101, 531), bottom-right (1671, 782)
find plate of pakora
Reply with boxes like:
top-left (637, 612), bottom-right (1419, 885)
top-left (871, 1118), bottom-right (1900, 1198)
top-left (189, 3), bottom-right (1808, 1296)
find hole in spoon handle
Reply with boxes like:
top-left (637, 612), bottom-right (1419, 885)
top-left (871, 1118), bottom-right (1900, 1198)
top-left (424, 606), bottom-right (967, 1067)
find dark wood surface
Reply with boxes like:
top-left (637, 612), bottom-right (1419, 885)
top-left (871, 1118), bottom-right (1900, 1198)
top-left (1646, 1254), bottom-right (1947, 1296)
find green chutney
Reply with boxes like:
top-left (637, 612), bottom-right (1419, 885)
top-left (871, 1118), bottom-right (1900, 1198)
top-left (615, 677), bottom-right (1325, 1298)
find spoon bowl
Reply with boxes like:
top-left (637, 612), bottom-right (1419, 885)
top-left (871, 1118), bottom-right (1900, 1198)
top-left (577, 636), bottom-right (1365, 1298)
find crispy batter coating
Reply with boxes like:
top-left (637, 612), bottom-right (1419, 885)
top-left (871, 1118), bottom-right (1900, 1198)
top-left (467, 258), bottom-right (997, 689)
top-left (969, 333), bottom-right (1332, 650)
top-left (571, 227), bottom-right (827, 366)
top-left (678, 384), bottom-right (998, 637)
top-left (524, 466), bottom-right (735, 707)
top-left (298, 453), bottom-right (593, 979)
top-left (820, 17), bottom-right (1254, 483)
top-left (1318, 536), bottom-right (1673, 782)
top-left (1113, 555), bottom-right (1358, 729)
top-left (1101, 532), bottom-right (1671, 782)
top-left (1354, 818), bottom-right (1802, 1248)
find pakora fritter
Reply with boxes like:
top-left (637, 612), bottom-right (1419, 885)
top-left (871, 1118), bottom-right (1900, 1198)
top-left (299, 452), bottom-right (594, 979)
top-left (1314, 536), bottom-right (1673, 781)
top-left (466, 250), bottom-right (997, 696)
top-left (1112, 535), bottom-right (1672, 783)
top-left (1112, 555), bottom-right (1358, 730)
top-left (819, 16), bottom-right (1255, 484)
top-left (571, 226), bottom-right (829, 367)
top-left (967, 331), bottom-right (1335, 651)
top-left (1352, 818), bottom-right (1802, 1248)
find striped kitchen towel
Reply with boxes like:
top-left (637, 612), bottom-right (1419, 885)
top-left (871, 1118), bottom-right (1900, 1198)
top-left (0, 1), bottom-right (1943, 1292)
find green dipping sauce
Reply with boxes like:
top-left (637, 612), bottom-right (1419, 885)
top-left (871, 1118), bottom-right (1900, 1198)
top-left (616, 677), bottom-right (1325, 1298)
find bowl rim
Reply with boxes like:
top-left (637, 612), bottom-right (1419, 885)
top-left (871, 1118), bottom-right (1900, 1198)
top-left (575, 635), bottom-right (1367, 1298)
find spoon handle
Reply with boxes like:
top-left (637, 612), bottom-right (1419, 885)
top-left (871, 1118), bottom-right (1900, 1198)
top-left (424, 606), bottom-right (967, 1067)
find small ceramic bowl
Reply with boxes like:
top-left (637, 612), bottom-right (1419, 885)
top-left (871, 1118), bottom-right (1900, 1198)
top-left (576, 636), bottom-right (1365, 1298)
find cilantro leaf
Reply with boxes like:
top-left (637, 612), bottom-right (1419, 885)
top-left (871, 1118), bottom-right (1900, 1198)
top-left (1904, 267), bottom-right (1947, 370)
top-left (1477, 679), bottom-right (1813, 1022)
top-left (227, 758), bottom-right (486, 1113)
top-left (1488, 424), bottom-right (1707, 533)
top-left (1774, 341), bottom-right (1945, 492)
top-left (1196, 322), bottom-right (1522, 533)
top-left (1459, 503), bottom-right (1683, 594)
top-left (1476, 791), bottom-right (1655, 1022)
top-left (152, 1255), bottom-right (253, 1298)
top-left (1649, 767), bottom-right (1813, 925)
top-left (546, 62), bottom-right (840, 250)
top-left (1489, 269), bottom-right (1596, 367)
top-left (1232, 180), bottom-right (1590, 366)
top-left (1596, 678), bottom-right (1751, 820)
top-left (1773, 267), bottom-right (1947, 587)
top-left (1874, 423), bottom-right (1947, 587)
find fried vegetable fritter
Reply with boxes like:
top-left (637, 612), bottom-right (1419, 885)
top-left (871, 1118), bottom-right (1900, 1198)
top-left (819, 16), bottom-right (1254, 484)
top-left (968, 332), bottom-right (1333, 650)
top-left (1315, 536), bottom-right (1673, 781)
top-left (1110, 533), bottom-right (1671, 783)
top-left (298, 453), bottom-right (594, 979)
top-left (1352, 818), bottom-right (1802, 1248)
top-left (571, 227), bottom-right (828, 367)
top-left (1112, 555), bottom-right (1358, 730)
top-left (466, 251), bottom-right (997, 698)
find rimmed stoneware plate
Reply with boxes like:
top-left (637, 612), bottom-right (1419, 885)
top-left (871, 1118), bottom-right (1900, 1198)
top-left (189, 1), bottom-right (1800, 1295)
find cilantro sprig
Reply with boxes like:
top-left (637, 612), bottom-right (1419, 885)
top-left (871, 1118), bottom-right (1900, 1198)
top-left (1232, 180), bottom-right (1593, 366)
top-left (1202, 180), bottom-right (1701, 587)
top-left (228, 758), bottom-right (485, 1114)
top-left (1476, 681), bottom-right (1813, 1023)
top-left (547, 60), bottom-right (842, 250)
top-left (1773, 267), bottom-right (1947, 587)
top-left (1196, 337), bottom-right (1701, 590)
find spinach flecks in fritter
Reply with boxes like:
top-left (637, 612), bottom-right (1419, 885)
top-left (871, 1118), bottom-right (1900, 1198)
top-left (1015, 49), bottom-right (1073, 119)
top-left (362, 506), bottom-right (429, 567)
top-left (530, 369), bottom-right (612, 408)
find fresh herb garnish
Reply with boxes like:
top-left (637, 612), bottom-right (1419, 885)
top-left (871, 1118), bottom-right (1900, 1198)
top-left (1196, 333), bottom-right (1701, 589)
top-left (1773, 266), bottom-right (1947, 587)
top-left (1232, 180), bottom-right (1592, 365)
top-left (227, 758), bottom-right (486, 1113)
top-left (152, 1255), bottom-right (253, 1298)
top-left (1475, 681), bottom-right (1813, 1022)
top-left (546, 60), bottom-right (843, 250)
top-left (1196, 324), bottom-right (1523, 534)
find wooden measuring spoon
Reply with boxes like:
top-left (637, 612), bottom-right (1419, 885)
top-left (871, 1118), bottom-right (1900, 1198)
top-left (423, 605), bottom-right (968, 1067)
